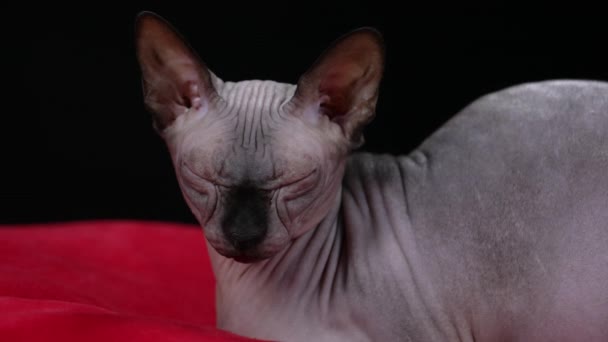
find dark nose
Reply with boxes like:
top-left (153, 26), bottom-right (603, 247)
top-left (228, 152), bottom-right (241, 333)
top-left (221, 184), bottom-right (270, 251)
top-left (224, 229), bottom-right (266, 251)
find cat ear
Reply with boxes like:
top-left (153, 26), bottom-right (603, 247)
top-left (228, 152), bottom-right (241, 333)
top-left (135, 12), bottom-right (220, 131)
top-left (289, 28), bottom-right (385, 147)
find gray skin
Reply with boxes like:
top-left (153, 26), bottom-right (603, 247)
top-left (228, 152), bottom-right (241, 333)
top-left (135, 12), bottom-right (608, 342)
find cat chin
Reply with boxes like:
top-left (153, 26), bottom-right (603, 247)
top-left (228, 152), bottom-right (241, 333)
top-left (220, 248), bottom-right (283, 264)
top-left (209, 240), bottom-right (288, 263)
top-left (230, 254), bottom-right (271, 264)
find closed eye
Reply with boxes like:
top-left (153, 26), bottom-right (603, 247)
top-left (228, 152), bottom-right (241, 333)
top-left (281, 169), bottom-right (319, 199)
top-left (262, 168), bottom-right (318, 191)
top-left (180, 164), bottom-right (218, 223)
top-left (182, 163), bottom-right (220, 188)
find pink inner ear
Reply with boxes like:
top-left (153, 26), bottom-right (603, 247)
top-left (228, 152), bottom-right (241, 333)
top-left (180, 81), bottom-right (203, 110)
top-left (318, 61), bottom-right (364, 119)
top-left (136, 13), bottom-right (218, 130)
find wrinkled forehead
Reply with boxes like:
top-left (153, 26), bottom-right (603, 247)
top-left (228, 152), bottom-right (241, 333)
top-left (209, 79), bottom-right (298, 159)
top-left (170, 78), bottom-right (297, 149)
top-left (175, 79), bottom-right (315, 185)
top-left (214, 79), bottom-right (297, 114)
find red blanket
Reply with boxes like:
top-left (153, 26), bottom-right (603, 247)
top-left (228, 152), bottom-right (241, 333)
top-left (0, 220), bottom-right (264, 341)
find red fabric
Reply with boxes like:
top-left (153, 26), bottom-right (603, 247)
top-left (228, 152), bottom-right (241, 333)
top-left (0, 220), bottom-right (264, 341)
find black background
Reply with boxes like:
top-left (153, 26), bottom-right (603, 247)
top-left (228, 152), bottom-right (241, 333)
top-left (2, 3), bottom-right (607, 225)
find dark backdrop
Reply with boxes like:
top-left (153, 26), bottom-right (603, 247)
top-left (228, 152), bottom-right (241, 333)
top-left (2, 3), bottom-right (606, 224)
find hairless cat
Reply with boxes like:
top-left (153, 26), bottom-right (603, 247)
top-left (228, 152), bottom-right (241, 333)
top-left (134, 12), bottom-right (608, 341)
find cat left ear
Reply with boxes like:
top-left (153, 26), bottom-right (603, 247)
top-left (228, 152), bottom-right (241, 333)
top-left (135, 11), bottom-right (220, 132)
top-left (289, 28), bottom-right (385, 147)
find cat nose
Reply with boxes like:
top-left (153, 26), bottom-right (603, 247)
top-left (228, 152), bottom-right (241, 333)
top-left (224, 229), bottom-right (266, 251)
top-left (221, 183), bottom-right (271, 252)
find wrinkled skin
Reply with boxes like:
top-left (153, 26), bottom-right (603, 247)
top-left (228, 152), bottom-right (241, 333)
top-left (135, 12), bottom-right (608, 342)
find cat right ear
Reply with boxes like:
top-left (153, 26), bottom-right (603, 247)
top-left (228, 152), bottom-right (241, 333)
top-left (135, 11), bottom-right (220, 131)
top-left (288, 28), bottom-right (385, 148)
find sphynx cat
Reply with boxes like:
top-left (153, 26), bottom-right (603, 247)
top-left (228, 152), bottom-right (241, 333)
top-left (134, 12), bottom-right (608, 342)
